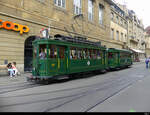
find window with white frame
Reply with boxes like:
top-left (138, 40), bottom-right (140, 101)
top-left (111, 12), bottom-right (114, 20)
top-left (54, 0), bottom-right (65, 8)
top-left (88, 0), bottom-right (94, 21)
top-left (74, 0), bottom-right (82, 15)
top-left (120, 19), bottom-right (123, 25)
top-left (99, 4), bottom-right (104, 25)
top-left (116, 16), bottom-right (119, 24)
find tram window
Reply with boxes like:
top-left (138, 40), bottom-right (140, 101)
top-left (93, 50), bottom-right (97, 59)
top-left (49, 45), bottom-right (57, 59)
top-left (59, 47), bottom-right (65, 59)
top-left (81, 49), bottom-right (84, 59)
top-left (97, 50), bottom-right (101, 59)
top-left (83, 49), bottom-right (86, 59)
top-left (85, 49), bottom-right (90, 59)
top-left (120, 53), bottom-right (123, 58)
top-left (108, 53), bottom-right (113, 58)
top-left (77, 49), bottom-right (83, 60)
top-left (70, 49), bottom-right (73, 60)
top-left (33, 47), bottom-right (37, 59)
top-left (39, 45), bottom-right (47, 59)
top-left (70, 47), bottom-right (76, 60)
top-left (89, 49), bottom-right (94, 59)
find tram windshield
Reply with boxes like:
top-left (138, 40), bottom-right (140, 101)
top-left (39, 45), bottom-right (47, 59)
top-left (33, 46), bottom-right (37, 59)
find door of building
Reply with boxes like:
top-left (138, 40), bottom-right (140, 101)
top-left (24, 36), bottom-right (36, 72)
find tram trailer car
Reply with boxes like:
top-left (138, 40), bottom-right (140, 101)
top-left (27, 37), bottom-right (132, 82)
top-left (107, 48), bottom-right (132, 70)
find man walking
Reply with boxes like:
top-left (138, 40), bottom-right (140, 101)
top-left (145, 58), bottom-right (149, 69)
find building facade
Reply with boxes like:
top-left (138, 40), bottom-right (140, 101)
top-left (127, 10), bottom-right (145, 61)
top-left (117, 4), bottom-right (146, 61)
top-left (110, 3), bottom-right (128, 49)
top-left (145, 29), bottom-right (150, 58)
top-left (145, 34), bottom-right (150, 58)
top-left (0, 0), bottom-right (113, 73)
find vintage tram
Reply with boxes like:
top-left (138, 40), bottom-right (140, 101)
top-left (27, 35), bottom-right (132, 83)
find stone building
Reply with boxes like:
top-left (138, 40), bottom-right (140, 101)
top-left (145, 34), bottom-right (150, 58)
top-left (145, 27), bottom-right (150, 58)
top-left (0, 0), bottom-right (113, 73)
top-left (109, 2), bottom-right (128, 49)
top-left (117, 3), bottom-right (146, 61)
top-left (127, 10), bottom-right (145, 61)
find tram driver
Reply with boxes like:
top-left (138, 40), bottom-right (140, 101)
top-left (39, 48), bottom-right (46, 59)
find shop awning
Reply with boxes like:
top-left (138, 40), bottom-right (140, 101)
top-left (130, 48), bottom-right (145, 53)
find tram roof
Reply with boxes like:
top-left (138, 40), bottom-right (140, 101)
top-left (108, 48), bottom-right (132, 53)
top-left (33, 38), bottom-right (106, 50)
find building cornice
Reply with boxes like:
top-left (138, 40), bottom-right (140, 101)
top-left (104, 0), bottom-right (114, 5)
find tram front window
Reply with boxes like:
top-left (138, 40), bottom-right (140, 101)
top-left (39, 45), bottom-right (47, 59)
top-left (49, 45), bottom-right (57, 59)
top-left (33, 46), bottom-right (37, 59)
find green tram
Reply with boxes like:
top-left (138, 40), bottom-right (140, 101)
top-left (28, 35), bottom-right (132, 83)
top-left (107, 48), bottom-right (132, 69)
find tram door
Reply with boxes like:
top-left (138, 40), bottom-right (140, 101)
top-left (116, 53), bottom-right (119, 65)
top-left (57, 46), bottom-right (67, 74)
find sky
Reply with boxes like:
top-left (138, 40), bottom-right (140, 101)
top-left (115, 0), bottom-right (150, 28)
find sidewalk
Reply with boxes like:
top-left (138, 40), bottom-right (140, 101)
top-left (0, 72), bottom-right (31, 86)
top-left (133, 61), bottom-right (144, 65)
top-left (90, 74), bottom-right (150, 112)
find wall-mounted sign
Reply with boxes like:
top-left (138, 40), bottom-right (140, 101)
top-left (40, 28), bottom-right (49, 38)
top-left (0, 19), bottom-right (29, 35)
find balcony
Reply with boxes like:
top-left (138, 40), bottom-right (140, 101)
top-left (129, 36), bottom-right (139, 43)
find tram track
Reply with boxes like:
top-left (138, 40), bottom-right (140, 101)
top-left (0, 65), bottom-right (136, 98)
top-left (0, 71), bottom-right (129, 98)
top-left (0, 73), bottom-right (144, 111)
top-left (44, 76), bottom-right (141, 112)
top-left (0, 82), bottom-right (41, 94)
top-left (0, 64), bottom-right (147, 112)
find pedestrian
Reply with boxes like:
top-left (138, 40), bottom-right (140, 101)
top-left (145, 58), bottom-right (149, 69)
top-left (12, 62), bottom-right (19, 76)
top-left (39, 48), bottom-right (46, 59)
top-left (7, 63), bottom-right (14, 77)
top-left (149, 57), bottom-right (150, 68)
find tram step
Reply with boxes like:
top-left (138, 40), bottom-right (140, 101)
top-left (56, 75), bottom-right (69, 80)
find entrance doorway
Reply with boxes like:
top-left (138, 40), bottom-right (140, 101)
top-left (24, 36), bottom-right (36, 72)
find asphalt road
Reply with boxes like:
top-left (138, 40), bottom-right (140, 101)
top-left (0, 63), bottom-right (149, 112)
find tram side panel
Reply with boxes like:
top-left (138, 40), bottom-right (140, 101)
top-left (68, 47), bottom-right (106, 75)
